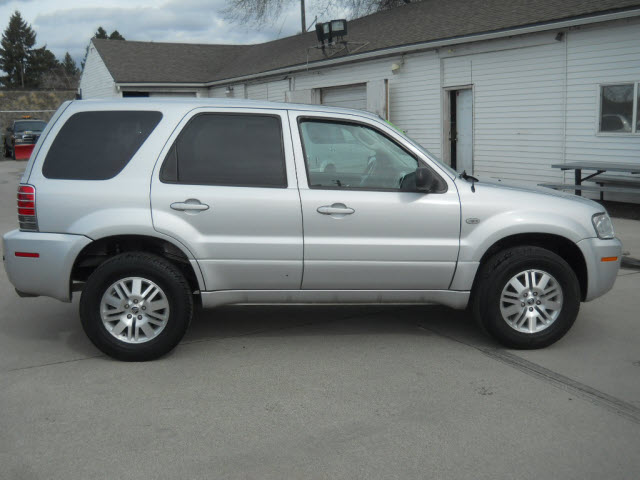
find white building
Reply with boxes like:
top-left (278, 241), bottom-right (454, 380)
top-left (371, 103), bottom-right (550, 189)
top-left (80, 0), bottom-right (640, 196)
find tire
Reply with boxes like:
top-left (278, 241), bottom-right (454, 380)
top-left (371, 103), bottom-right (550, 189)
top-left (80, 252), bottom-right (193, 361)
top-left (11, 146), bottom-right (16, 160)
top-left (473, 246), bottom-right (580, 349)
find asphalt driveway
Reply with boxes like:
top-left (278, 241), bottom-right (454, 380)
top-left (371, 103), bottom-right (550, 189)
top-left (1, 159), bottom-right (639, 479)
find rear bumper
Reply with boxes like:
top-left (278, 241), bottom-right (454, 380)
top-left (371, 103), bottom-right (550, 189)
top-left (577, 236), bottom-right (623, 302)
top-left (2, 230), bottom-right (91, 302)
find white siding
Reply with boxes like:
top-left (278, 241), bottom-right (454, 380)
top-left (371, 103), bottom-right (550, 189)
top-left (565, 20), bottom-right (640, 163)
top-left (245, 80), bottom-right (289, 102)
top-left (209, 83), bottom-right (248, 99)
top-left (457, 42), bottom-right (566, 184)
top-left (79, 43), bottom-right (119, 99)
top-left (564, 20), bottom-right (640, 201)
top-left (292, 52), bottom-right (442, 157)
top-left (443, 57), bottom-right (472, 86)
top-left (246, 83), bottom-right (268, 100)
top-left (209, 86), bottom-right (228, 98)
top-left (200, 18), bottom-right (637, 200)
top-left (266, 79), bottom-right (289, 102)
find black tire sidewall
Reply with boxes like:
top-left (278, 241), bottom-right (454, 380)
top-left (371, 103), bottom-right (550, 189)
top-left (478, 247), bottom-right (580, 349)
top-left (80, 253), bottom-right (192, 361)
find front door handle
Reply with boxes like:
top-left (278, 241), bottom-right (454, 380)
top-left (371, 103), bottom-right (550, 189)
top-left (317, 203), bottom-right (355, 215)
top-left (170, 199), bottom-right (210, 212)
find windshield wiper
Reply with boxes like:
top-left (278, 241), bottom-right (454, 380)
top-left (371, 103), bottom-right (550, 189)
top-left (460, 170), bottom-right (479, 192)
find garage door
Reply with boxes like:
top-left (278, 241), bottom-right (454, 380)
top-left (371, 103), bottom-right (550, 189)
top-left (321, 84), bottom-right (366, 110)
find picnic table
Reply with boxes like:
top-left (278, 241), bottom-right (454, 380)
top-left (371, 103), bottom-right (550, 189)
top-left (539, 161), bottom-right (640, 198)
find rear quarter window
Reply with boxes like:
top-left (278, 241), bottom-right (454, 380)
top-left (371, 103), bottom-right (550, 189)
top-left (42, 111), bottom-right (162, 180)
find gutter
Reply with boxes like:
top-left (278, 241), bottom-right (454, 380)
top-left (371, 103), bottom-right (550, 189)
top-left (116, 82), bottom-right (206, 89)
top-left (115, 8), bottom-right (640, 90)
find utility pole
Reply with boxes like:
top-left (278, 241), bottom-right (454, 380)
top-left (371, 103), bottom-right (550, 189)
top-left (301, 0), bottom-right (306, 33)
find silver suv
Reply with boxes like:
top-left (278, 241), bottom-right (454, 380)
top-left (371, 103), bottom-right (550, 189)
top-left (2, 99), bottom-right (622, 361)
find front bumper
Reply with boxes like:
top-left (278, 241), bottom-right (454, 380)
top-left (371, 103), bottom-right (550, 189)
top-left (2, 230), bottom-right (91, 302)
top-left (577, 236), bottom-right (623, 302)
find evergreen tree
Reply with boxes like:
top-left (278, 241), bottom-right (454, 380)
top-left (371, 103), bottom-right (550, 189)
top-left (26, 45), bottom-right (59, 87)
top-left (62, 52), bottom-right (79, 77)
top-left (94, 27), bottom-right (108, 39)
top-left (108, 30), bottom-right (125, 40)
top-left (0, 11), bottom-right (36, 87)
top-left (82, 27), bottom-right (126, 71)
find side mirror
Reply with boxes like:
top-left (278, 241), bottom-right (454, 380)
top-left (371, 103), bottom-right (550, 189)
top-left (415, 167), bottom-right (436, 192)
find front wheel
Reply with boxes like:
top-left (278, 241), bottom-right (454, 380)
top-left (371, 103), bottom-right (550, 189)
top-left (473, 246), bottom-right (581, 349)
top-left (80, 252), bottom-right (193, 361)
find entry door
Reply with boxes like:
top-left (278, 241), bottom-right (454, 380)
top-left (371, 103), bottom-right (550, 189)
top-left (289, 111), bottom-right (461, 291)
top-left (151, 108), bottom-right (303, 292)
top-left (454, 89), bottom-right (473, 173)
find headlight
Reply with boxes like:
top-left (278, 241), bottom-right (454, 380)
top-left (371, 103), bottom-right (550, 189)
top-left (592, 212), bottom-right (615, 239)
top-left (15, 137), bottom-right (25, 144)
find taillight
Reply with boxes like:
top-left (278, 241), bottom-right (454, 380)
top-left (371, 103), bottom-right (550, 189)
top-left (17, 185), bottom-right (38, 232)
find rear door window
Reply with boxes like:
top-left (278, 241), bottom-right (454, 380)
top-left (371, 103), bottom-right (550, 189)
top-left (42, 111), bottom-right (162, 180)
top-left (160, 113), bottom-right (286, 188)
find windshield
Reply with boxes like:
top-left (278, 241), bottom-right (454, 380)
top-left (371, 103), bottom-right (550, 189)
top-left (15, 121), bottom-right (47, 133)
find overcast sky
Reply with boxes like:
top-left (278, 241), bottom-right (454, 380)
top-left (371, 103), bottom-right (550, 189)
top-left (0, 0), bottom-right (328, 66)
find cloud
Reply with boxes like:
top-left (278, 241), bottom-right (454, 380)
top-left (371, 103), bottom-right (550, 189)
top-left (0, 0), bottom-right (33, 6)
top-left (3, 0), bottom-right (350, 67)
top-left (31, 0), bottom-right (306, 64)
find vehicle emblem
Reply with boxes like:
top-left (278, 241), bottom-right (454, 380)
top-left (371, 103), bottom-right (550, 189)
top-left (466, 218), bottom-right (480, 224)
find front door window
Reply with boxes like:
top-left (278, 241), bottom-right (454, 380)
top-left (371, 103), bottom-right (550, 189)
top-left (299, 120), bottom-right (419, 190)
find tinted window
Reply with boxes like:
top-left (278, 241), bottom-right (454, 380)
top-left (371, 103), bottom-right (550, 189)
top-left (161, 114), bottom-right (286, 188)
top-left (299, 119), bottom-right (418, 190)
top-left (43, 111), bottom-right (162, 180)
top-left (15, 121), bottom-right (47, 132)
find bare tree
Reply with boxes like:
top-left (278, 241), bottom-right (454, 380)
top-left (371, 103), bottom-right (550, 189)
top-left (223, 0), bottom-right (413, 34)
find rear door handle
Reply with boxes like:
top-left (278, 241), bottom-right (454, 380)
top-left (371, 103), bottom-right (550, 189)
top-left (317, 203), bottom-right (355, 215)
top-left (170, 199), bottom-right (210, 212)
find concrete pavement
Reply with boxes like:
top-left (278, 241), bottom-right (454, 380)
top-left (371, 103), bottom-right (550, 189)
top-left (1, 159), bottom-right (639, 479)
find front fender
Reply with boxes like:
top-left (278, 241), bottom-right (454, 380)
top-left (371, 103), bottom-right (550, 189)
top-left (458, 209), bottom-right (594, 263)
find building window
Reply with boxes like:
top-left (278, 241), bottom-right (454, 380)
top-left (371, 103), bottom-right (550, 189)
top-left (599, 83), bottom-right (639, 134)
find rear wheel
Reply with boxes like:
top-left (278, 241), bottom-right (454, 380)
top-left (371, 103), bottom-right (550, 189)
top-left (473, 246), bottom-right (580, 349)
top-left (80, 252), bottom-right (193, 361)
